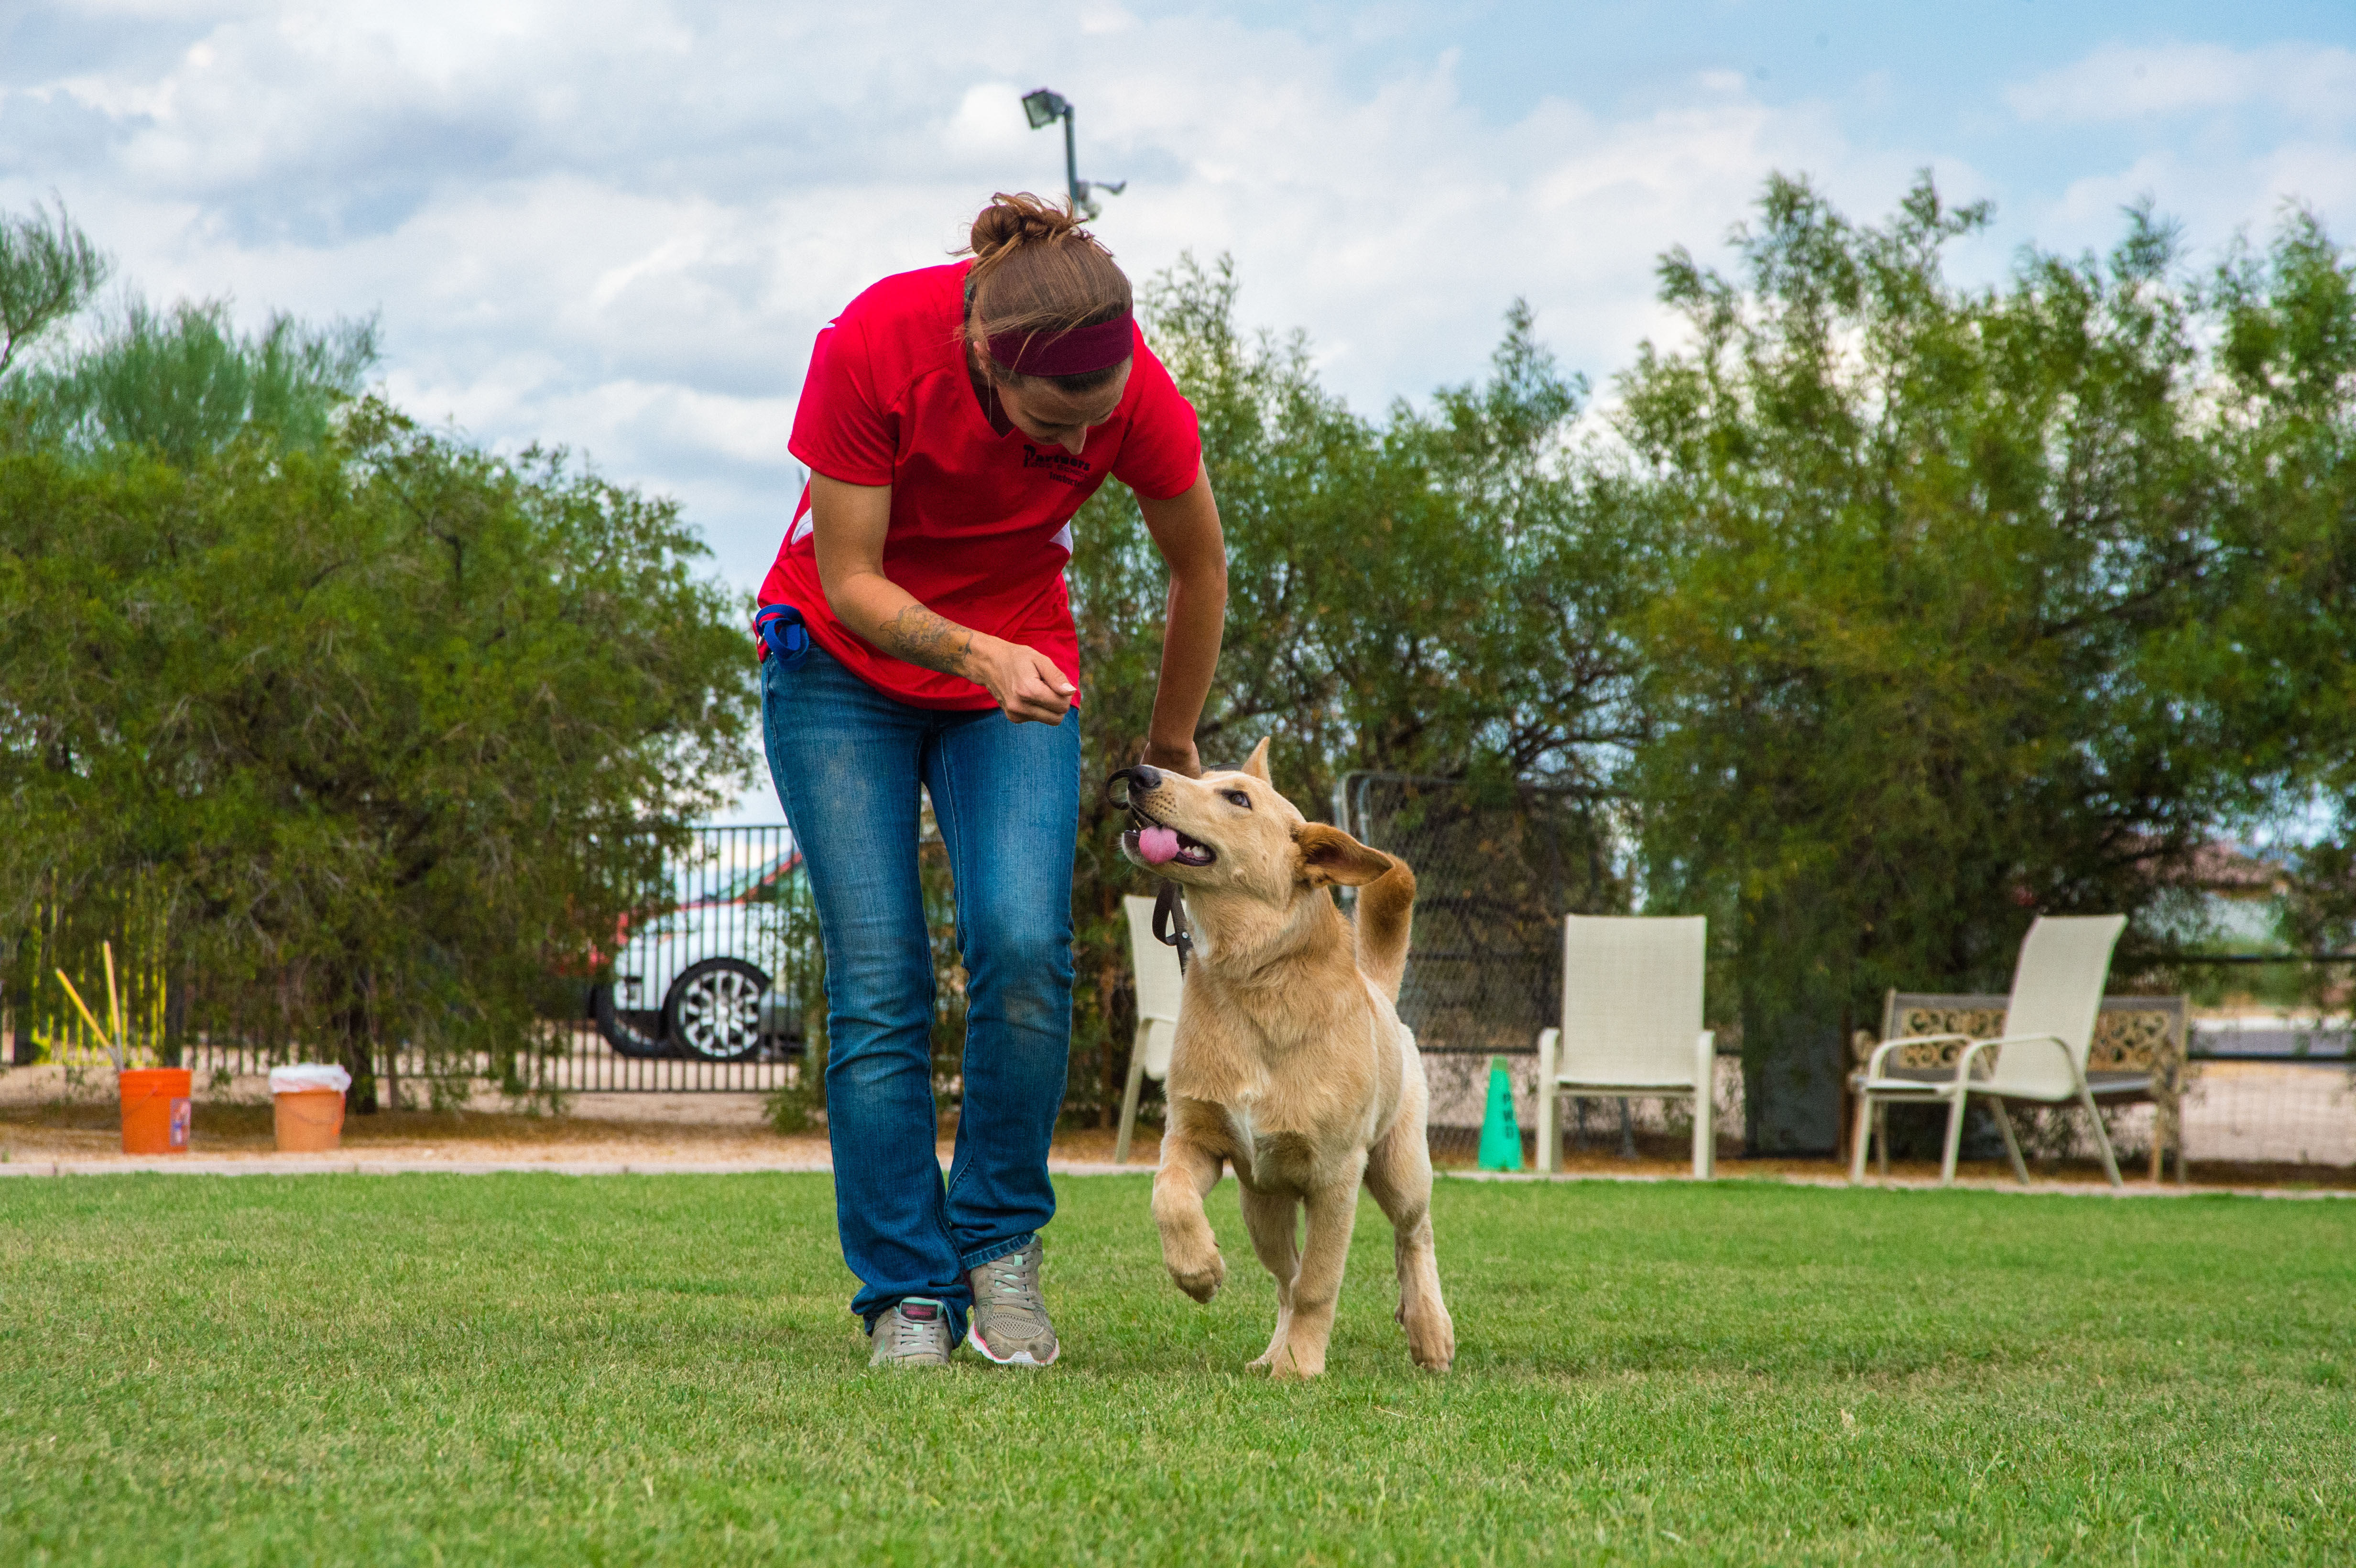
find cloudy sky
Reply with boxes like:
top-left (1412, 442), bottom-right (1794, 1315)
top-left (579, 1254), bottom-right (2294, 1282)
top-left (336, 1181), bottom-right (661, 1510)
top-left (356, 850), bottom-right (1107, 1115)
top-left (7, 1), bottom-right (2354, 599)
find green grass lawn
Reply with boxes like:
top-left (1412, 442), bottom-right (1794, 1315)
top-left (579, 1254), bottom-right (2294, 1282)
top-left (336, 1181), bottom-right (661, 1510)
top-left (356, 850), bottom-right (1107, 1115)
top-left (3, 1174), bottom-right (2352, 1566)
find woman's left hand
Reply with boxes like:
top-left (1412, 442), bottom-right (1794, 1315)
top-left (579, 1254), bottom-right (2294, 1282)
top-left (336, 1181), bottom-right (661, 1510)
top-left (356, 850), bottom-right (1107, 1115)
top-left (1142, 738), bottom-right (1201, 779)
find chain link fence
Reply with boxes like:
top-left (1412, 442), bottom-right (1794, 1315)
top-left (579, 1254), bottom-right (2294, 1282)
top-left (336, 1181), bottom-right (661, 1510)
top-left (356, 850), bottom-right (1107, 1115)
top-left (1333, 774), bottom-right (2356, 1177)
top-left (2133, 954), bottom-right (2355, 1173)
top-left (1332, 772), bottom-right (1676, 1164)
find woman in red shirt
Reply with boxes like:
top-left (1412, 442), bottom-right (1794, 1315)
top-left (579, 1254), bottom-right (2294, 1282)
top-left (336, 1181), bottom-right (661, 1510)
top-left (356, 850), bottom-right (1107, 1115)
top-left (758, 194), bottom-right (1226, 1368)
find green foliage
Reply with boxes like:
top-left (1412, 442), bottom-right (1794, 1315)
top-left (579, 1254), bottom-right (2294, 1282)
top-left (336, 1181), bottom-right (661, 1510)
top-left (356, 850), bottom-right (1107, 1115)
top-left (8, 188), bottom-right (2354, 1147)
top-left (0, 404), bottom-right (754, 1104)
top-left (2203, 214), bottom-right (2356, 975)
top-left (1070, 182), bottom-right (2354, 1148)
top-left (1609, 174), bottom-right (2349, 1148)
top-left (763, 1037), bottom-right (829, 1134)
top-left (0, 200), bottom-right (754, 1102)
top-left (0, 199), bottom-right (109, 377)
top-left (15, 297), bottom-right (380, 464)
top-left (1063, 258), bottom-right (1632, 1121)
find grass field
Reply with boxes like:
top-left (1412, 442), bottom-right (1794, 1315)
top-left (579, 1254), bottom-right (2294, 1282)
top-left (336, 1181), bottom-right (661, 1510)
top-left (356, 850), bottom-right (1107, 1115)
top-left (3, 1174), bottom-right (2352, 1566)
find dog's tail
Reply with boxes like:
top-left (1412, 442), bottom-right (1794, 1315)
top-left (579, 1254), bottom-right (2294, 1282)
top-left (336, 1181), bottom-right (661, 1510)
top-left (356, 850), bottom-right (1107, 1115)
top-left (1354, 854), bottom-right (1417, 1003)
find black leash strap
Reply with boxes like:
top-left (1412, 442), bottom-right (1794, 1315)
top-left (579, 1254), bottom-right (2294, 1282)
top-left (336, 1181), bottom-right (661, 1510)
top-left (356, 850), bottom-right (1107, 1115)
top-left (1152, 879), bottom-right (1193, 975)
top-left (1107, 765), bottom-right (1195, 976)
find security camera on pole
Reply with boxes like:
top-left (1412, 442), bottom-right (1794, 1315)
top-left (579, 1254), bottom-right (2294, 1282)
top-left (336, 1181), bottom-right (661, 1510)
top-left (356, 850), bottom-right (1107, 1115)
top-left (1021, 87), bottom-right (1125, 221)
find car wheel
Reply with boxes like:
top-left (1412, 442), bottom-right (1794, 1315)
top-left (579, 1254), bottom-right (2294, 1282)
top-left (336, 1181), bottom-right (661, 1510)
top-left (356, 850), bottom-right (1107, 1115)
top-left (665, 958), bottom-right (771, 1062)
top-left (592, 983), bottom-right (675, 1059)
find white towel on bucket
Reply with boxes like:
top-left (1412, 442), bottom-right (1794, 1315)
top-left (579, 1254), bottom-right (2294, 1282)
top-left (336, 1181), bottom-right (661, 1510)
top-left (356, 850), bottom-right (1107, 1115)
top-left (268, 1064), bottom-right (353, 1095)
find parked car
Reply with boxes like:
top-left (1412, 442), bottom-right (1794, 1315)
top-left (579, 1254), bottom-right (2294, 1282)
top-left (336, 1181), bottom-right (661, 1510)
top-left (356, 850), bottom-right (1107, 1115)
top-left (591, 848), bottom-right (809, 1062)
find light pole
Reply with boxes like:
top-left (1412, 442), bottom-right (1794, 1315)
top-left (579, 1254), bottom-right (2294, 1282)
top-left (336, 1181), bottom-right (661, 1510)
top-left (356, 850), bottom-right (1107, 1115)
top-left (1021, 87), bottom-right (1124, 221)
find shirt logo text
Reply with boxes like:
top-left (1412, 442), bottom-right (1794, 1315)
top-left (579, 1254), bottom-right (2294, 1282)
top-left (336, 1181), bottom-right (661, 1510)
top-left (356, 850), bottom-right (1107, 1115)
top-left (1020, 445), bottom-right (1093, 487)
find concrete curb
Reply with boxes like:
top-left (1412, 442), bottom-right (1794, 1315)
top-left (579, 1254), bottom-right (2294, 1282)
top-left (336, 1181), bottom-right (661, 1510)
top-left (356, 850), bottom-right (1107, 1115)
top-left (1435, 1167), bottom-right (2356, 1199)
top-left (0, 1155), bottom-right (1151, 1180)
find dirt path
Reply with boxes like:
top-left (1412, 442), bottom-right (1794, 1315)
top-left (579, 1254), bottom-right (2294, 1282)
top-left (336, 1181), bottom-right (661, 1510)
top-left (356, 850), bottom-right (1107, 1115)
top-left (0, 1068), bottom-right (1159, 1173)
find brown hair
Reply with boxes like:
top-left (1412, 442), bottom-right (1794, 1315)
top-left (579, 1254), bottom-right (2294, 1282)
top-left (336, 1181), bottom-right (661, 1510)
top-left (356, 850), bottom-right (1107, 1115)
top-left (961, 191), bottom-right (1133, 393)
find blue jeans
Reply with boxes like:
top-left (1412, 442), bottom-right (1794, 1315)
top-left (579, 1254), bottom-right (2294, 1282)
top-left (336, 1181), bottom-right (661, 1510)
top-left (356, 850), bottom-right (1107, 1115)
top-left (761, 643), bottom-right (1079, 1341)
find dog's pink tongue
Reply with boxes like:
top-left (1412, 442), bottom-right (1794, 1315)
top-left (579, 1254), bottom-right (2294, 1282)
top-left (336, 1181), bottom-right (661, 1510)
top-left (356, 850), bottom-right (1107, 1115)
top-left (1137, 826), bottom-right (1181, 866)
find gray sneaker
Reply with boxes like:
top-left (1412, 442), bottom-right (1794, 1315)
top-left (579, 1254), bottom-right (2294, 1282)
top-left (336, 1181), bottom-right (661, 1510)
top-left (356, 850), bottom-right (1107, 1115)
top-left (868, 1297), bottom-right (955, 1367)
top-left (967, 1240), bottom-right (1059, 1366)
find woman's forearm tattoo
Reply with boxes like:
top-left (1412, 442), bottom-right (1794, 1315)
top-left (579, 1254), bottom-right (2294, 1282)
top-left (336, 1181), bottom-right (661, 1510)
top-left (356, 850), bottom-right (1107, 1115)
top-left (881, 603), bottom-right (976, 676)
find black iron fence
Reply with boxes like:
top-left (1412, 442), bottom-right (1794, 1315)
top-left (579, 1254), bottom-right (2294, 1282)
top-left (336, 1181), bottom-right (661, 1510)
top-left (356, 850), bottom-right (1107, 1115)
top-left (554, 822), bottom-right (818, 1092)
top-left (10, 826), bottom-right (824, 1099)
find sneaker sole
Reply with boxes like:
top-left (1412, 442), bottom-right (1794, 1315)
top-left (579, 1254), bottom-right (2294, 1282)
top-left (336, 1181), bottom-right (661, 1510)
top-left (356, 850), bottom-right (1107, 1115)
top-left (968, 1331), bottom-right (1058, 1367)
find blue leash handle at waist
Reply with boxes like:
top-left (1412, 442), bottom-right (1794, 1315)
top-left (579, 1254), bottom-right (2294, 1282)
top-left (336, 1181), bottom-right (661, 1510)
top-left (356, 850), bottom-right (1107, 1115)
top-left (753, 603), bottom-right (810, 667)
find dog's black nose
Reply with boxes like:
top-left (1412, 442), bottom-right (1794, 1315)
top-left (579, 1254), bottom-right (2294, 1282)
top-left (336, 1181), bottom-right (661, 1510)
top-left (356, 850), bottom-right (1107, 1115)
top-left (1103, 764), bottom-right (1164, 810)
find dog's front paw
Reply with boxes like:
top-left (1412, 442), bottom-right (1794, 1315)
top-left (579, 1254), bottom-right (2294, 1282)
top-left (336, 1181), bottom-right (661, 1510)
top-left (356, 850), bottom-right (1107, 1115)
top-left (1167, 1248), bottom-right (1226, 1304)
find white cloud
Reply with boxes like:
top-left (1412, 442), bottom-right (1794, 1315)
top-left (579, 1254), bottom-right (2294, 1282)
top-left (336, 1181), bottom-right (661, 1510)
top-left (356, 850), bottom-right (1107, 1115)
top-left (2008, 41), bottom-right (2356, 128)
top-left (1998, 43), bottom-right (2356, 265)
top-left (10, 1), bottom-right (1918, 586)
top-left (4, 5), bottom-right (2350, 608)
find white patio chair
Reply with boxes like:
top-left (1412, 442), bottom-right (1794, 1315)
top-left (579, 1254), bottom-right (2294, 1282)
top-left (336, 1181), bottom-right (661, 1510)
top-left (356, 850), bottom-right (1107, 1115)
top-left (1848, 914), bottom-right (2129, 1189)
top-left (1534, 915), bottom-right (1717, 1178)
top-left (1114, 894), bottom-right (1182, 1165)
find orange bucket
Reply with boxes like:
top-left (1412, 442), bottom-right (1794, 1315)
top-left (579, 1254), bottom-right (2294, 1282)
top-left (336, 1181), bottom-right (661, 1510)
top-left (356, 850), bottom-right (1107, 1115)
top-left (273, 1088), bottom-right (346, 1153)
top-left (120, 1067), bottom-right (193, 1155)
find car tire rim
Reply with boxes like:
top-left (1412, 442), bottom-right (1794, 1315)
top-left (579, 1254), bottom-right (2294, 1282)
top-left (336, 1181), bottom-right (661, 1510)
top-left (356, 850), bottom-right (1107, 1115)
top-left (677, 968), bottom-right (764, 1058)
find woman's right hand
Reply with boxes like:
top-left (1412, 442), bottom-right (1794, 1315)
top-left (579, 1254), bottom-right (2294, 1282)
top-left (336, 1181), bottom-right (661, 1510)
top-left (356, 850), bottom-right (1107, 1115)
top-left (970, 635), bottom-right (1075, 724)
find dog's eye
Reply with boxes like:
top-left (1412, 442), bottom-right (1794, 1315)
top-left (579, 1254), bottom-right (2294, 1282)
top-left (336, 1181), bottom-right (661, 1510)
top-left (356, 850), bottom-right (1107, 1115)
top-left (1222, 789), bottom-right (1252, 809)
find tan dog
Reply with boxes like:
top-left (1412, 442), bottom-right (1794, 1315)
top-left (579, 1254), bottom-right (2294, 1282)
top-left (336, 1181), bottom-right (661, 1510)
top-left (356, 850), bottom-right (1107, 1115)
top-left (1114, 739), bottom-right (1454, 1380)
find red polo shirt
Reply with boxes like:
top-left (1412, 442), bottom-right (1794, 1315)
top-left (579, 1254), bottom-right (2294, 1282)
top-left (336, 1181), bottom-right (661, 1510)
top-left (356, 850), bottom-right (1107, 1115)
top-left (760, 261), bottom-right (1202, 709)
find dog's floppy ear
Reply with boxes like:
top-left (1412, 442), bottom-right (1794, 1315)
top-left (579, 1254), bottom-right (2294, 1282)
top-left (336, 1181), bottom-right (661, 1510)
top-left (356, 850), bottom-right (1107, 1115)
top-left (1294, 823), bottom-right (1393, 888)
top-left (1240, 737), bottom-right (1273, 783)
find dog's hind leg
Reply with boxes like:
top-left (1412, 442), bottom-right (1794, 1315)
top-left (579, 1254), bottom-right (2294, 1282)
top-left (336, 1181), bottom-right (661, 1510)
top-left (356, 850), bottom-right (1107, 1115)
top-left (1152, 1099), bottom-right (1229, 1304)
top-left (1238, 1183), bottom-right (1301, 1372)
top-left (1364, 1080), bottom-right (1455, 1372)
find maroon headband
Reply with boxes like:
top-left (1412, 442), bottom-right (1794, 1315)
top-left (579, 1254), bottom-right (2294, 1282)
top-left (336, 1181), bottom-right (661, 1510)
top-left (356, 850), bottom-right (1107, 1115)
top-left (987, 314), bottom-right (1134, 378)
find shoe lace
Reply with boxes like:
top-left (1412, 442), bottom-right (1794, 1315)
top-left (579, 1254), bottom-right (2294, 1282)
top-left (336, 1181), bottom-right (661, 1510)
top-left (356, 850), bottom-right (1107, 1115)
top-left (888, 1307), bottom-right (942, 1356)
top-left (981, 1251), bottom-right (1043, 1320)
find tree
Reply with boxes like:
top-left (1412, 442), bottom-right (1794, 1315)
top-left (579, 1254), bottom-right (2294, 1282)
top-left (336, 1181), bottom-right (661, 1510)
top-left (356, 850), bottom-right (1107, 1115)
top-left (1, 199), bottom-right (754, 1101)
top-left (1060, 258), bottom-right (1638, 1122)
top-left (2, 408), bottom-right (753, 1105)
top-left (1609, 174), bottom-right (2331, 1151)
top-left (2204, 214), bottom-right (2356, 977)
top-left (0, 201), bottom-right (108, 378)
top-left (14, 298), bottom-right (379, 465)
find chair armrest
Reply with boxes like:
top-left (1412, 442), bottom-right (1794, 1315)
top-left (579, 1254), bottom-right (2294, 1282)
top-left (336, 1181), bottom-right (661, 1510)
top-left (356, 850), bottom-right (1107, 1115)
top-left (1954, 1033), bottom-right (2071, 1086)
top-left (1861, 1034), bottom-right (1972, 1080)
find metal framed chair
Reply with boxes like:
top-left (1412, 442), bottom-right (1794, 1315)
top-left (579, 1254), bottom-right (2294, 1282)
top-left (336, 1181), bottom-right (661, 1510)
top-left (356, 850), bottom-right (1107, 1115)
top-left (1849, 915), bottom-right (2129, 1188)
top-left (1854, 991), bottom-right (2187, 1184)
top-left (1114, 895), bottom-right (1182, 1165)
top-left (1534, 915), bottom-right (1717, 1178)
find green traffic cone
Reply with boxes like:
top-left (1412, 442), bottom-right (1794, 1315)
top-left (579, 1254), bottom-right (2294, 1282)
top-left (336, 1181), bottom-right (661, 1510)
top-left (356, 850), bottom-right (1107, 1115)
top-left (1477, 1054), bottom-right (1523, 1171)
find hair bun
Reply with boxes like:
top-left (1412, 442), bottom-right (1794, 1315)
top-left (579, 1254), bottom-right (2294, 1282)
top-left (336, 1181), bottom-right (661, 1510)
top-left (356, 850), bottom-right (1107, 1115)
top-left (959, 191), bottom-right (1133, 391)
top-left (969, 191), bottom-right (1087, 260)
